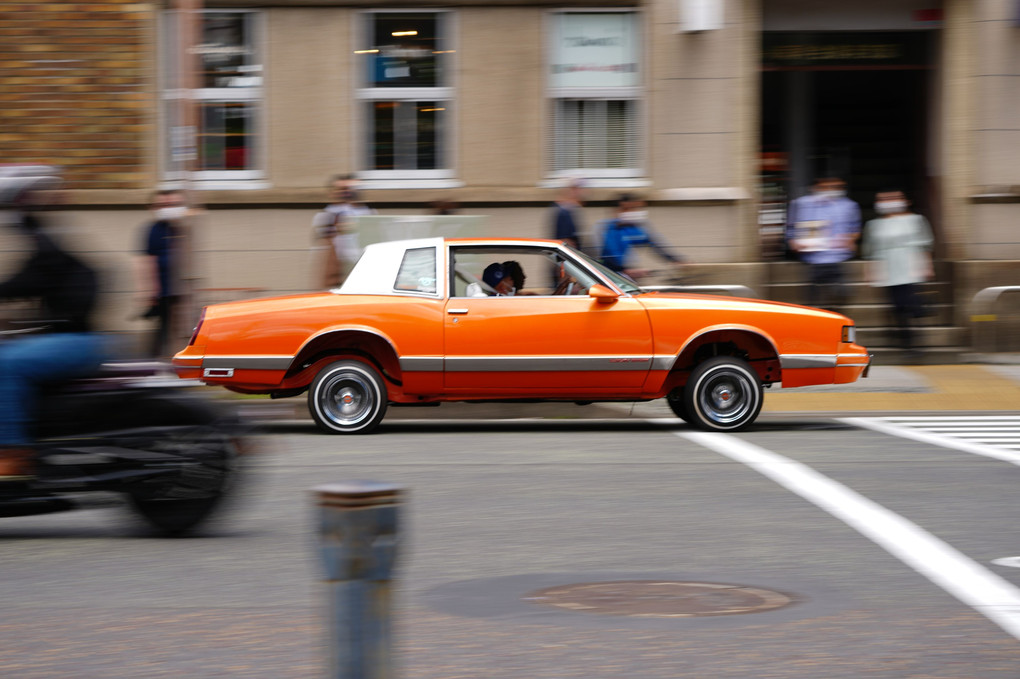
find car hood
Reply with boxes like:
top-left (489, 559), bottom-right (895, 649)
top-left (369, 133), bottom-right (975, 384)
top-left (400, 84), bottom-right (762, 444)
top-left (633, 290), bottom-right (851, 322)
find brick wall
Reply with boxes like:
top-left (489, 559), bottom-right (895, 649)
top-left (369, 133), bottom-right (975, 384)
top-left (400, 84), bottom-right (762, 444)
top-left (0, 1), bottom-right (153, 191)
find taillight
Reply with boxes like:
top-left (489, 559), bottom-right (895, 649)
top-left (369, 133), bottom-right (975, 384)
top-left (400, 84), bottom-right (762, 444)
top-left (188, 307), bottom-right (206, 346)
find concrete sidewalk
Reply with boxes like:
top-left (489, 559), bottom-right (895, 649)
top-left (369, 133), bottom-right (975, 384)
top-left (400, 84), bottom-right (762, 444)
top-left (763, 364), bottom-right (1020, 414)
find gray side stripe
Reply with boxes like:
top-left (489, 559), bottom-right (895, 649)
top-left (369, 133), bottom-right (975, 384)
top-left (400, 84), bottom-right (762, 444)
top-left (400, 355), bottom-right (677, 372)
top-left (202, 356), bottom-right (293, 370)
top-left (444, 356), bottom-right (657, 372)
top-left (780, 354), bottom-right (837, 369)
top-left (399, 357), bottom-right (444, 372)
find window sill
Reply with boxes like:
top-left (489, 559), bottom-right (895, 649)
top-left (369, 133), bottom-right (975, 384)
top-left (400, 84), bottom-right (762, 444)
top-left (538, 177), bottom-right (652, 189)
top-left (187, 180), bottom-right (272, 191)
top-left (357, 179), bottom-right (466, 190)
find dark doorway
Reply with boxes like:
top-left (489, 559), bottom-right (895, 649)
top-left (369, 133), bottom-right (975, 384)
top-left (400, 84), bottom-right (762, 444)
top-left (760, 31), bottom-right (937, 243)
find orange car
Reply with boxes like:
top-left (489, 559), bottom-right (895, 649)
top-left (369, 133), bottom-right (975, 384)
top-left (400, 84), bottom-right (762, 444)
top-left (173, 237), bottom-right (870, 433)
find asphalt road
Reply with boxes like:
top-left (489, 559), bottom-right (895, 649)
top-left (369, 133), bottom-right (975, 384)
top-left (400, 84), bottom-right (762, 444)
top-left (3, 408), bottom-right (1020, 678)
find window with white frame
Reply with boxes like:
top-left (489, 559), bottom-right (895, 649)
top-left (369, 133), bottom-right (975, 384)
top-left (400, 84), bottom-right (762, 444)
top-left (161, 10), bottom-right (264, 181)
top-left (356, 11), bottom-right (453, 179)
top-left (548, 11), bottom-right (642, 178)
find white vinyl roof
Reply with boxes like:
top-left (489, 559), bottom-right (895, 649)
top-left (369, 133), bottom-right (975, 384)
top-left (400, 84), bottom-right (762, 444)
top-left (337, 237), bottom-right (446, 297)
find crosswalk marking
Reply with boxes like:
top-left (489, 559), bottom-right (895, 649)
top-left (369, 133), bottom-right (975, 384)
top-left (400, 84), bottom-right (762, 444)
top-left (678, 430), bottom-right (1020, 642)
top-left (842, 416), bottom-right (1020, 466)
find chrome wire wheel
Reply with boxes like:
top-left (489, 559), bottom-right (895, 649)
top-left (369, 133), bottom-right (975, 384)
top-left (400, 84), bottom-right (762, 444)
top-left (309, 360), bottom-right (387, 434)
top-left (684, 357), bottom-right (763, 431)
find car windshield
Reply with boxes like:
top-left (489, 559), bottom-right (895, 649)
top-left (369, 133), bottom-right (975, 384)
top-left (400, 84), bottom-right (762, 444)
top-left (563, 244), bottom-right (643, 294)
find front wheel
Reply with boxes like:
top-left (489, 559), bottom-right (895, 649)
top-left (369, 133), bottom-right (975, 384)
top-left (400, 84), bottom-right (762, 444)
top-left (683, 357), bottom-right (763, 432)
top-left (126, 400), bottom-right (242, 536)
top-left (308, 360), bottom-right (388, 434)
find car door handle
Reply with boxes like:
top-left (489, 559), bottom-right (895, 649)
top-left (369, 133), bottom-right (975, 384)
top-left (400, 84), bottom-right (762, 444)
top-left (447, 308), bottom-right (469, 315)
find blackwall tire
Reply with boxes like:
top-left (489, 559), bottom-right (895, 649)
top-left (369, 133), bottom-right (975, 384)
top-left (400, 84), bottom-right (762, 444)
top-left (684, 357), bottom-right (763, 432)
top-left (666, 387), bottom-right (692, 423)
top-left (308, 360), bottom-right (388, 434)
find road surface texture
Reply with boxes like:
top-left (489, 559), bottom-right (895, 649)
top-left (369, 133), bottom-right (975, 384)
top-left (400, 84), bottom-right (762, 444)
top-left (2, 364), bottom-right (1020, 678)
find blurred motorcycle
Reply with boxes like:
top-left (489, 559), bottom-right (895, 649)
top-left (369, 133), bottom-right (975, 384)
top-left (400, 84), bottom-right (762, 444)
top-left (0, 348), bottom-right (247, 535)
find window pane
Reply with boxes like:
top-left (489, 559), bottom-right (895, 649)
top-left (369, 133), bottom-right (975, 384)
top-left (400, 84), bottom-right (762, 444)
top-left (416, 102), bottom-right (443, 170)
top-left (366, 100), bottom-right (446, 171)
top-left (553, 99), bottom-right (636, 171)
top-left (199, 102), bottom-right (257, 170)
top-left (199, 12), bottom-right (261, 88)
top-left (395, 247), bottom-right (437, 294)
top-left (363, 13), bottom-right (445, 88)
top-left (370, 101), bottom-right (397, 170)
top-left (550, 12), bottom-right (639, 89)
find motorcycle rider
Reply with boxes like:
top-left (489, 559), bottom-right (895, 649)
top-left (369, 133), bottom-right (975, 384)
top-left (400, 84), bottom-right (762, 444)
top-left (0, 167), bottom-right (109, 486)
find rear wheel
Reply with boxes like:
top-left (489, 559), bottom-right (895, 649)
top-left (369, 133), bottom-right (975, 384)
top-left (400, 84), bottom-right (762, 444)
top-left (308, 360), bottom-right (388, 434)
top-left (683, 357), bottom-right (763, 432)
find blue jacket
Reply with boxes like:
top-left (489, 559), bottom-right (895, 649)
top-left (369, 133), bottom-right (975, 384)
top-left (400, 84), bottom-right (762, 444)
top-left (599, 219), bottom-right (678, 272)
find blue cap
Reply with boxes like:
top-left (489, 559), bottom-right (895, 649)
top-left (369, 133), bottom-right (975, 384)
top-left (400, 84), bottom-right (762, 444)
top-left (482, 263), bottom-right (505, 289)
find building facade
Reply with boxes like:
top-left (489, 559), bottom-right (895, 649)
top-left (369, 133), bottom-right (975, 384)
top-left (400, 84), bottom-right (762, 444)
top-left (0, 0), bottom-right (1016, 341)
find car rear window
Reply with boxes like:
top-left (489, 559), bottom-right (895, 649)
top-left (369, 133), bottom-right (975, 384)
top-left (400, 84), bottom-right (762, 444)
top-left (394, 247), bottom-right (438, 294)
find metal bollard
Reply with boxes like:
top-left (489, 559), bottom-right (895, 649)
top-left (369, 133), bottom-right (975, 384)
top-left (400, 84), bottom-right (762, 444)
top-left (314, 481), bottom-right (403, 679)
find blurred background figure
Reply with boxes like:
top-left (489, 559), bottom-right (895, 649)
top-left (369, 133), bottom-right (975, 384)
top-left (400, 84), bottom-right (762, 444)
top-left (0, 166), bottom-right (108, 482)
top-left (311, 174), bottom-right (374, 289)
top-left (786, 176), bottom-right (861, 311)
top-left (597, 193), bottom-right (684, 282)
top-left (429, 198), bottom-right (460, 215)
top-left (861, 189), bottom-right (934, 361)
top-left (137, 189), bottom-right (189, 358)
top-left (549, 175), bottom-right (586, 251)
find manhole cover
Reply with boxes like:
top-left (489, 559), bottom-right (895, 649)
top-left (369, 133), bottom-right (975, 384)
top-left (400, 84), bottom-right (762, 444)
top-left (523, 580), bottom-right (795, 618)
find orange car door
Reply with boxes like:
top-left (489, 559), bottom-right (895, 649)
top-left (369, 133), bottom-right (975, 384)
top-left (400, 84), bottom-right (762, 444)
top-left (443, 295), bottom-right (653, 394)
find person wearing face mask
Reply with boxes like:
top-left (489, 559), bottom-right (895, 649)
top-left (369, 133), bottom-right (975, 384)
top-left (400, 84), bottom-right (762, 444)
top-left (598, 193), bottom-right (683, 281)
top-left (137, 189), bottom-right (190, 358)
top-left (311, 174), bottom-right (376, 289)
top-left (860, 189), bottom-right (934, 359)
top-left (785, 176), bottom-right (861, 310)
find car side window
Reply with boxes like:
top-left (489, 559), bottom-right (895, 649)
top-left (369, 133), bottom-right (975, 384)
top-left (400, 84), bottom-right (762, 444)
top-left (394, 247), bottom-right (438, 294)
top-left (449, 247), bottom-right (600, 297)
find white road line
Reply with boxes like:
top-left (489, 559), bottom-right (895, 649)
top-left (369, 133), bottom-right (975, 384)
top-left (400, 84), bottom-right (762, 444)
top-left (842, 418), bottom-right (1020, 467)
top-left (678, 430), bottom-right (1020, 641)
top-left (884, 416), bottom-right (1020, 422)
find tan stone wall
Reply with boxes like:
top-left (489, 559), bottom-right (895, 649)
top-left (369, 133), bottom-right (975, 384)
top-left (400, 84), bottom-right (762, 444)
top-left (645, 0), bottom-right (756, 261)
top-left (458, 8), bottom-right (545, 188)
top-left (973, 0), bottom-right (1020, 189)
top-left (0, 0), bottom-right (155, 191)
top-left (265, 6), bottom-right (356, 186)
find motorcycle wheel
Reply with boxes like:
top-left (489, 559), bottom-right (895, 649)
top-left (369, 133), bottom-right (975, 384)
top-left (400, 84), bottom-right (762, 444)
top-left (125, 399), bottom-right (242, 536)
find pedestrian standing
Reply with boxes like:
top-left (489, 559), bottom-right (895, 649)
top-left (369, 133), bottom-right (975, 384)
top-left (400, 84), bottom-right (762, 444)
top-left (311, 174), bottom-right (374, 289)
top-left (861, 189), bottom-right (934, 359)
top-left (137, 189), bottom-right (189, 358)
top-left (786, 176), bottom-right (861, 310)
top-left (549, 176), bottom-right (586, 251)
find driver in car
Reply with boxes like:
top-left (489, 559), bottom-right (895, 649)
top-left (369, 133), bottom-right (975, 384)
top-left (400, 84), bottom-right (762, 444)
top-left (468, 260), bottom-right (528, 297)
